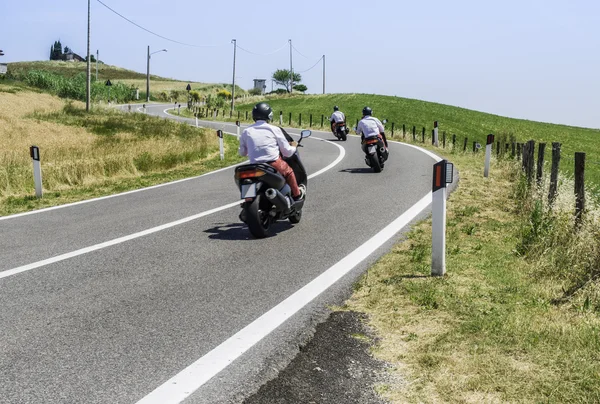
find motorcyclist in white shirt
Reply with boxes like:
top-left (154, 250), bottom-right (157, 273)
top-left (239, 102), bottom-right (305, 201)
top-left (356, 106), bottom-right (389, 155)
top-left (329, 105), bottom-right (346, 134)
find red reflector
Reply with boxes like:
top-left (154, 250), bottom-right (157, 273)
top-left (435, 165), bottom-right (441, 188)
top-left (237, 170), bottom-right (266, 179)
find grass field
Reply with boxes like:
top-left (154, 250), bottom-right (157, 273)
top-left (0, 83), bottom-right (245, 216)
top-left (345, 150), bottom-right (600, 403)
top-left (221, 94), bottom-right (600, 186)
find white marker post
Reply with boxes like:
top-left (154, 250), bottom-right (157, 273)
top-left (217, 130), bottom-right (224, 160)
top-left (143, 103), bottom-right (147, 114)
top-left (30, 146), bottom-right (43, 198)
top-left (484, 134), bottom-right (494, 177)
top-left (195, 113), bottom-right (199, 128)
top-left (432, 159), bottom-right (453, 276)
top-left (236, 120), bottom-right (241, 137)
top-left (433, 121), bottom-right (439, 147)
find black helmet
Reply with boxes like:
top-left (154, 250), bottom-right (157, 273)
top-left (252, 102), bottom-right (273, 122)
top-left (362, 106), bottom-right (372, 116)
top-left (333, 106), bottom-right (339, 112)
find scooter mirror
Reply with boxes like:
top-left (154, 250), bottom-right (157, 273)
top-left (300, 130), bottom-right (312, 138)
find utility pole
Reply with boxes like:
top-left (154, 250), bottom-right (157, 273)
top-left (146, 46), bottom-right (150, 102)
top-left (289, 39), bottom-right (293, 94)
top-left (96, 49), bottom-right (99, 81)
top-left (322, 55), bottom-right (325, 94)
top-left (86, 0), bottom-right (91, 112)
top-left (231, 39), bottom-right (237, 111)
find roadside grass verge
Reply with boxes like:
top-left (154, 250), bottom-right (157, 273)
top-left (0, 87), bottom-right (245, 216)
top-left (344, 150), bottom-right (600, 403)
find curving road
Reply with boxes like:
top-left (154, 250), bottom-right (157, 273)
top-left (0, 103), bottom-right (445, 404)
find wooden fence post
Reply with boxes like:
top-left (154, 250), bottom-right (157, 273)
top-left (548, 142), bottom-right (561, 206)
top-left (575, 152), bottom-right (586, 224)
top-left (321, 114), bottom-right (324, 128)
top-left (432, 129), bottom-right (435, 145)
top-left (443, 132), bottom-right (446, 148)
top-left (391, 122), bottom-right (395, 137)
top-left (525, 140), bottom-right (535, 184)
top-left (309, 114), bottom-right (312, 127)
top-left (536, 143), bottom-right (546, 186)
top-left (413, 126), bottom-right (416, 141)
top-left (452, 134), bottom-right (456, 149)
top-left (516, 143), bottom-right (522, 161)
top-left (473, 141), bottom-right (477, 153)
top-left (299, 113), bottom-right (302, 126)
top-left (463, 137), bottom-right (468, 152)
top-left (289, 112), bottom-right (292, 125)
top-left (497, 141), bottom-right (500, 156)
top-left (422, 127), bottom-right (425, 143)
top-left (403, 124), bottom-right (406, 139)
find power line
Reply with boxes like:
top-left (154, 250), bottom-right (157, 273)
top-left (237, 42), bottom-right (288, 56)
top-left (291, 44), bottom-right (312, 59)
top-left (96, 0), bottom-right (220, 48)
top-left (296, 56), bottom-right (323, 73)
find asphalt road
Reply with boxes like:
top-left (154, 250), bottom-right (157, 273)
top-left (0, 103), bottom-right (443, 404)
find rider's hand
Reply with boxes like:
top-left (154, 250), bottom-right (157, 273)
top-left (290, 141), bottom-right (298, 147)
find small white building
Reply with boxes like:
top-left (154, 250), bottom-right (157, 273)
top-left (0, 63), bottom-right (7, 75)
top-left (253, 79), bottom-right (267, 94)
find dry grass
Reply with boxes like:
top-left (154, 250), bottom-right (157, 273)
top-left (0, 84), bottom-right (244, 215)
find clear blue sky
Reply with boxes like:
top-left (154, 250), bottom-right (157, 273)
top-left (1, 0), bottom-right (599, 128)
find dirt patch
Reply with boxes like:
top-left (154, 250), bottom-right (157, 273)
top-left (243, 311), bottom-right (391, 404)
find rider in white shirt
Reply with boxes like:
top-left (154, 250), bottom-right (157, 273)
top-left (356, 106), bottom-right (389, 151)
top-left (329, 106), bottom-right (346, 133)
top-left (239, 102), bottom-right (305, 200)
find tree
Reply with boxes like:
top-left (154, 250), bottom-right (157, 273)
top-left (293, 84), bottom-right (307, 93)
top-left (64, 46), bottom-right (71, 54)
top-left (272, 69), bottom-right (302, 93)
top-left (85, 55), bottom-right (96, 62)
top-left (50, 40), bottom-right (64, 60)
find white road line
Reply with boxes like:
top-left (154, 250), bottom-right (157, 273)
top-left (136, 190), bottom-right (435, 404)
top-left (0, 141), bottom-right (344, 280)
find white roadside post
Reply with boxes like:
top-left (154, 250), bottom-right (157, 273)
top-left (195, 113), bottom-right (199, 127)
top-left (236, 120), bottom-right (241, 137)
top-left (432, 159), bottom-right (453, 276)
top-left (484, 133), bottom-right (494, 177)
top-left (143, 103), bottom-right (147, 114)
top-left (30, 146), bottom-right (43, 199)
top-left (433, 121), bottom-right (439, 147)
top-left (217, 130), bottom-right (224, 160)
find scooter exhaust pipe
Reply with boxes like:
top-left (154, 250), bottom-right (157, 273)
top-left (265, 188), bottom-right (291, 212)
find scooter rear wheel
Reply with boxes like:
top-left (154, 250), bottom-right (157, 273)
top-left (370, 154), bottom-right (382, 173)
top-left (246, 194), bottom-right (272, 238)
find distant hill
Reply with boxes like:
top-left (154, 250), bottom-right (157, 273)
top-left (7, 61), bottom-right (174, 81)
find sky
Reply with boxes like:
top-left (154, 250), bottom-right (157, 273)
top-left (1, 0), bottom-right (599, 128)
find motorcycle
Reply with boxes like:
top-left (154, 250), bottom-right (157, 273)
top-left (356, 119), bottom-right (388, 173)
top-left (234, 129), bottom-right (311, 238)
top-left (327, 117), bottom-right (349, 141)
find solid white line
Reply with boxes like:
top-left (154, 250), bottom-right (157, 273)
top-left (0, 140), bottom-right (344, 279)
top-left (136, 190), bottom-right (434, 404)
top-left (0, 162), bottom-right (248, 222)
top-left (0, 202), bottom-right (240, 280)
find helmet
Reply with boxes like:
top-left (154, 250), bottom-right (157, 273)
top-left (252, 102), bottom-right (273, 122)
top-left (333, 106), bottom-right (339, 112)
top-left (362, 106), bottom-right (372, 116)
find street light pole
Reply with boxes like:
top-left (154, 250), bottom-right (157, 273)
top-left (96, 49), bottom-right (99, 81)
top-left (86, 0), bottom-right (91, 112)
top-left (146, 46), bottom-right (150, 102)
top-left (289, 39), bottom-right (293, 94)
top-left (231, 39), bottom-right (237, 111)
top-left (146, 47), bottom-right (167, 103)
top-left (322, 54), bottom-right (325, 94)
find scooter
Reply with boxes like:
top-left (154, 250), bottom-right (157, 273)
top-left (356, 119), bottom-right (388, 173)
top-left (234, 129), bottom-right (311, 238)
top-left (327, 117), bottom-right (349, 141)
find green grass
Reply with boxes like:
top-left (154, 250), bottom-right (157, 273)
top-left (347, 153), bottom-right (600, 403)
top-left (226, 94), bottom-right (600, 185)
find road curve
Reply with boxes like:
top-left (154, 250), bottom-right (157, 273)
top-left (0, 103), bottom-right (443, 404)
